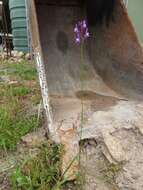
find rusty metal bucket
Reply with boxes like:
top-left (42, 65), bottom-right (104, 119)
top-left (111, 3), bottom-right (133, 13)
top-left (28, 0), bottom-right (143, 135)
top-left (28, 0), bottom-right (143, 180)
top-left (29, 0), bottom-right (143, 127)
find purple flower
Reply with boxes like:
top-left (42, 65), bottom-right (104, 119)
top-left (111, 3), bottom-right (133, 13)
top-left (74, 20), bottom-right (90, 44)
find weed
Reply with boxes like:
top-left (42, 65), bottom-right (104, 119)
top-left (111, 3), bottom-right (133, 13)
top-left (0, 60), bottom-right (37, 81)
top-left (11, 142), bottom-right (65, 190)
top-left (0, 107), bottom-right (42, 151)
top-left (0, 85), bottom-right (31, 97)
top-left (101, 162), bottom-right (123, 189)
top-left (0, 60), bottom-right (43, 152)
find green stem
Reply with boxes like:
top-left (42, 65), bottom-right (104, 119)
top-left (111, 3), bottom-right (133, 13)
top-left (78, 39), bottom-right (84, 168)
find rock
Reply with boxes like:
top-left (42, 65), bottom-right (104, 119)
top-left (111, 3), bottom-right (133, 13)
top-left (21, 128), bottom-right (47, 147)
top-left (8, 80), bottom-right (18, 85)
top-left (17, 51), bottom-right (24, 58)
top-left (1, 51), bottom-right (31, 62)
top-left (60, 101), bottom-right (143, 190)
top-left (17, 58), bottom-right (24, 63)
top-left (11, 50), bottom-right (18, 58)
top-left (80, 101), bottom-right (143, 190)
top-left (102, 130), bottom-right (126, 163)
top-left (25, 53), bottom-right (31, 60)
top-left (59, 126), bottom-right (79, 181)
top-left (11, 51), bottom-right (24, 60)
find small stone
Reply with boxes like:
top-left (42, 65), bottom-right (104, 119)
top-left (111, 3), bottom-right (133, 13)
top-left (21, 128), bottom-right (47, 147)
top-left (11, 51), bottom-right (24, 58)
top-left (102, 130), bottom-right (126, 162)
top-left (17, 51), bottom-right (24, 58)
top-left (17, 58), bottom-right (24, 63)
top-left (11, 50), bottom-right (18, 57)
top-left (59, 126), bottom-right (79, 181)
top-left (8, 80), bottom-right (18, 85)
top-left (25, 53), bottom-right (31, 60)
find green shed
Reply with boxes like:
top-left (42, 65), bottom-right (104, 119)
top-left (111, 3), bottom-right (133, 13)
top-left (9, 0), bottom-right (29, 52)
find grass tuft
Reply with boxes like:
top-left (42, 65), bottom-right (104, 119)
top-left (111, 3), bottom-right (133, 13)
top-left (0, 107), bottom-right (42, 151)
top-left (0, 60), bottom-right (43, 152)
top-left (0, 60), bottom-right (38, 81)
top-left (11, 142), bottom-right (65, 190)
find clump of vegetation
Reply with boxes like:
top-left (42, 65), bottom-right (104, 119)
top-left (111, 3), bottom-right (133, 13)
top-left (0, 60), bottom-right (42, 151)
top-left (102, 162), bottom-right (123, 190)
top-left (0, 107), bottom-right (41, 151)
top-left (11, 142), bottom-right (65, 190)
top-left (10, 142), bottom-right (81, 190)
top-left (0, 60), bottom-right (38, 81)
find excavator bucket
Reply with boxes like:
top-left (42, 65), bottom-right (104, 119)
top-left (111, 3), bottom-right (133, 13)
top-left (28, 0), bottom-right (143, 179)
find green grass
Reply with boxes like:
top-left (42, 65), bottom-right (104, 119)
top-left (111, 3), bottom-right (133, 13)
top-left (0, 107), bottom-right (41, 151)
top-left (10, 142), bottom-right (82, 190)
top-left (0, 60), bottom-right (38, 81)
top-left (0, 85), bottom-right (31, 97)
top-left (0, 59), bottom-right (43, 151)
top-left (11, 142), bottom-right (66, 190)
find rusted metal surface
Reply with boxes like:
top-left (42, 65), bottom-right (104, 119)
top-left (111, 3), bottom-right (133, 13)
top-left (29, 0), bottom-right (143, 181)
top-left (35, 0), bottom-right (143, 99)
top-left (90, 0), bottom-right (143, 99)
top-left (28, 0), bottom-right (54, 138)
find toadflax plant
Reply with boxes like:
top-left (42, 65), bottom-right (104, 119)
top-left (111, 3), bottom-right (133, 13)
top-left (74, 19), bottom-right (90, 129)
top-left (74, 19), bottom-right (90, 131)
top-left (55, 20), bottom-right (90, 188)
top-left (74, 20), bottom-right (90, 171)
top-left (74, 20), bottom-right (90, 44)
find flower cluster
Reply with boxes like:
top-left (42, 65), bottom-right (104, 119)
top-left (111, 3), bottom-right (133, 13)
top-left (74, 20), bottom-right (89, 44)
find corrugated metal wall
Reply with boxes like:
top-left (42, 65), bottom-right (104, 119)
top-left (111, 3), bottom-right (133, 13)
top-left (9, 0), bottom-right (29, 52)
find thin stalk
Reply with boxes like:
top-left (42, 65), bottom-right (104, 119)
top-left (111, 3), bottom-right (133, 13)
top-left (37, 100), bottom-right (42, 126)
top-left (78, 39), bottom-right (84, 169)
